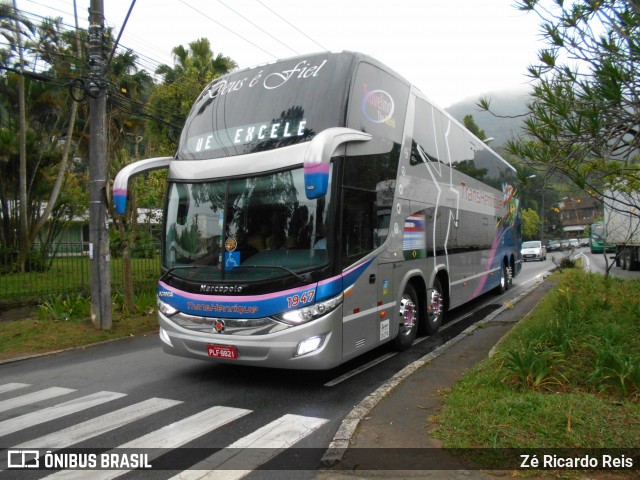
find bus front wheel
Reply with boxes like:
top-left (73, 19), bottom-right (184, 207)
top-left (394, 284), bottom-right (418, 351)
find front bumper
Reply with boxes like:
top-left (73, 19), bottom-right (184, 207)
top-left (158, 307), bottom-right (344, 370)
top-left (522, 250), bottom-right (544, 260)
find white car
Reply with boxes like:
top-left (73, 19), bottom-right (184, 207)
top-left (521, 240), bottom-right (547, 261)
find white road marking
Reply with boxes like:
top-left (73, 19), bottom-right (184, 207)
top-left (0, 383), bottom-right (30, 395)
top-left (14, 397), bottom-right (182, 448)
top-left (0, 387), bottom-right (75, 413)
top-left (0, 391), bottom-right (126, 437)
top-left (171, 413), bottom-right (328, 480)
top-left (44, 405), bottom-right (252, 480)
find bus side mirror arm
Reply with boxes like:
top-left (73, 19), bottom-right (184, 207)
top-left (113, 156), bottom-right (173, 215)
top-left (303, 128), bottom-right (372, 199)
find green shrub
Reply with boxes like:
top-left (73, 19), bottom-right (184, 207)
top-left (38, 294), bottom-right (91, 321)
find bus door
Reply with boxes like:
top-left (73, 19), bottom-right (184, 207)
top-left (339, 187), bottom-right (384, 359)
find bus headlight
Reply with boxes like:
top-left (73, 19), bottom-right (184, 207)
top-left (274, 293), bottom-right (343, 325)
top-left (158, 298), bottom-right (179, 317)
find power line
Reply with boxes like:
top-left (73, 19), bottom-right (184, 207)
top-left (255, 0), bottom-right (329, 52)
top-left (176, 0), bottom-right (279, 60)
top-left (214, 0), bottom-right (299, 56)
top-left (106, 0), bottom-right (137, 67)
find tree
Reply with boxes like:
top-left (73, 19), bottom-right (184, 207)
top-left (147, 38), bottom-right (236, 153)
top-left (481, 0), bottom-right (640, 215)
top-left (155, 37), bottom-right (236, 85)
top-left (0, 9), bottom-right (84, 271)
top-left (2, 2), bottom-right (33, 270)
top-left (463, 114), bottom-right (486, 141)
top-left (522, 208), bottom-right (541, 240)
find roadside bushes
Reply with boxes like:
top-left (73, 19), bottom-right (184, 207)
top-left (39, 291), bottom-right (157, 321)
top-left (434, 269), bottom-right (640, 450)
top-left (500, 270), bottom-right (640, 401)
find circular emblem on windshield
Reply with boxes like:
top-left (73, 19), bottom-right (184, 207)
top-left (362, 89), bottom-right (395, 124)
top-left (225, 237), bottom-right (237, 252)
top-left (213, 319), bottom-right (226, 334)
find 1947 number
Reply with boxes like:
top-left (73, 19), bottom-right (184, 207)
top-left (287, 290), bottom-right (315, 308)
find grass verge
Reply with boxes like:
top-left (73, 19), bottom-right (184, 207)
top-left (0, 291), bottom-right (158, 361)
top-left (433, 269), bottom-right (640, 450)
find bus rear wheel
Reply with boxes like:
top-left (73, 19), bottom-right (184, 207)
top-left (425, 277), bottom-right (444, 335)
top-left (495, 261), bottom-right (510, 294)
top-left (394, 284), bottom-right (418, 351)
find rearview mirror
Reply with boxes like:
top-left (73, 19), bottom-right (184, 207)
top-left (303, 128), bottom-right (371, 199)
top-left (113, 157), bottom-right (172, 214)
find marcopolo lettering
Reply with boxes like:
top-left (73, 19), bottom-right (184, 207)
top-left (200, 284), bottom-right (243, 294)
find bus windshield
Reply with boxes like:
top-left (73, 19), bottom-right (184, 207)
top-left (591, 223), bottom-right (605, 240)
top-left (163, 166), bottom-right (332, 282)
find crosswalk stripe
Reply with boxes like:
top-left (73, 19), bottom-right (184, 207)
top-left (0, 387), bottom-right (75, 414)
top-left (0, 391), bottom-right (126, 437)
top-left (171, 414), bottom-right (329, 480)
top-left (13, 397), bottom-right (182, 449)
top-left (0, 383), bottom-right (30, 395)
top-left (44, 405), bottom-right (252, 480)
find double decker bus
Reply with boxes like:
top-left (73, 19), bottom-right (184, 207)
top-left (114, 52), bottom-right (522, 369)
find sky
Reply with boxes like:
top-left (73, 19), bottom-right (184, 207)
top-left (14, 0), bottom-right (545, 108)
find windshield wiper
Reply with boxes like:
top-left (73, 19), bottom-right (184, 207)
top-left (159, 265), bottom-right (202, 283)
top-left (238, 264), bottom-right (306, 282)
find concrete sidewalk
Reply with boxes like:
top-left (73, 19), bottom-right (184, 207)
top-left (316, 277), bottom-right (556, 479)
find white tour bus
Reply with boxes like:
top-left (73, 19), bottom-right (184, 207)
top-left (114, 51), bottom-right (522, 369)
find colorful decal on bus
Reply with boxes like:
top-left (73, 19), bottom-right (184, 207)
top-left (403, 214), bottom-right (426, 260)
top-left (158, 258), bottom-right (374, 319)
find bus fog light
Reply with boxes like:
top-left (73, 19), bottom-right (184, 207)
top-left (296, 336), bottom-right (323, 356)
top-left (159, 327), bottom-right (173, 347)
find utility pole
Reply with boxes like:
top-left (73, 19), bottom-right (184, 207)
top-left (88, 0), bottom-right (112, 329)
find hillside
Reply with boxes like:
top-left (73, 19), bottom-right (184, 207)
top-left (445, 88), bottom-right (530, 148)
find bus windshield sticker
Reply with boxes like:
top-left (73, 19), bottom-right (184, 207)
top-left (224, 251), bottom-right (240, 270)
top-left (204, 59), bottom-right (328, 100)
top-left (225, 237), bottom-right (237, 252)
top-left (362, 85), bottom-right (395, 127)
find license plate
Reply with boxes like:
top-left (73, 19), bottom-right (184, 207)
top-left (207, 345), bottom-right (238, 359)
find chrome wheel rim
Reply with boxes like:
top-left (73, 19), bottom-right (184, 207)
top-left (428, 288), bottom-right (443, 323)
top-left (398, 295), bottom-right (416, 336)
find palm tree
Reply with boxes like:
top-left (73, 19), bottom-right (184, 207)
top-left (155, 37), bottom-right (237, 85)
top-left (1, 2), bottom-right (35, 270)
top-left (147, 39), bottom-right (237, 153)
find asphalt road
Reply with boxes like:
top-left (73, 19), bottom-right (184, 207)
top-left (579, 249), bottom-right (640, 279)
top-left (0, 264), bottom-right (553, 479)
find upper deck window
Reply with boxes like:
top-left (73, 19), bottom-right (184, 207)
top-left (178, 54), bottom-right (352, 160)
top-left (346, 62), bottom-right (409, 145)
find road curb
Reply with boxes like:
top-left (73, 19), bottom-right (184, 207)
top-left (0, 332), bottom-right (158, 366)
top-left (321, 276), bottom-right (550, 467)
